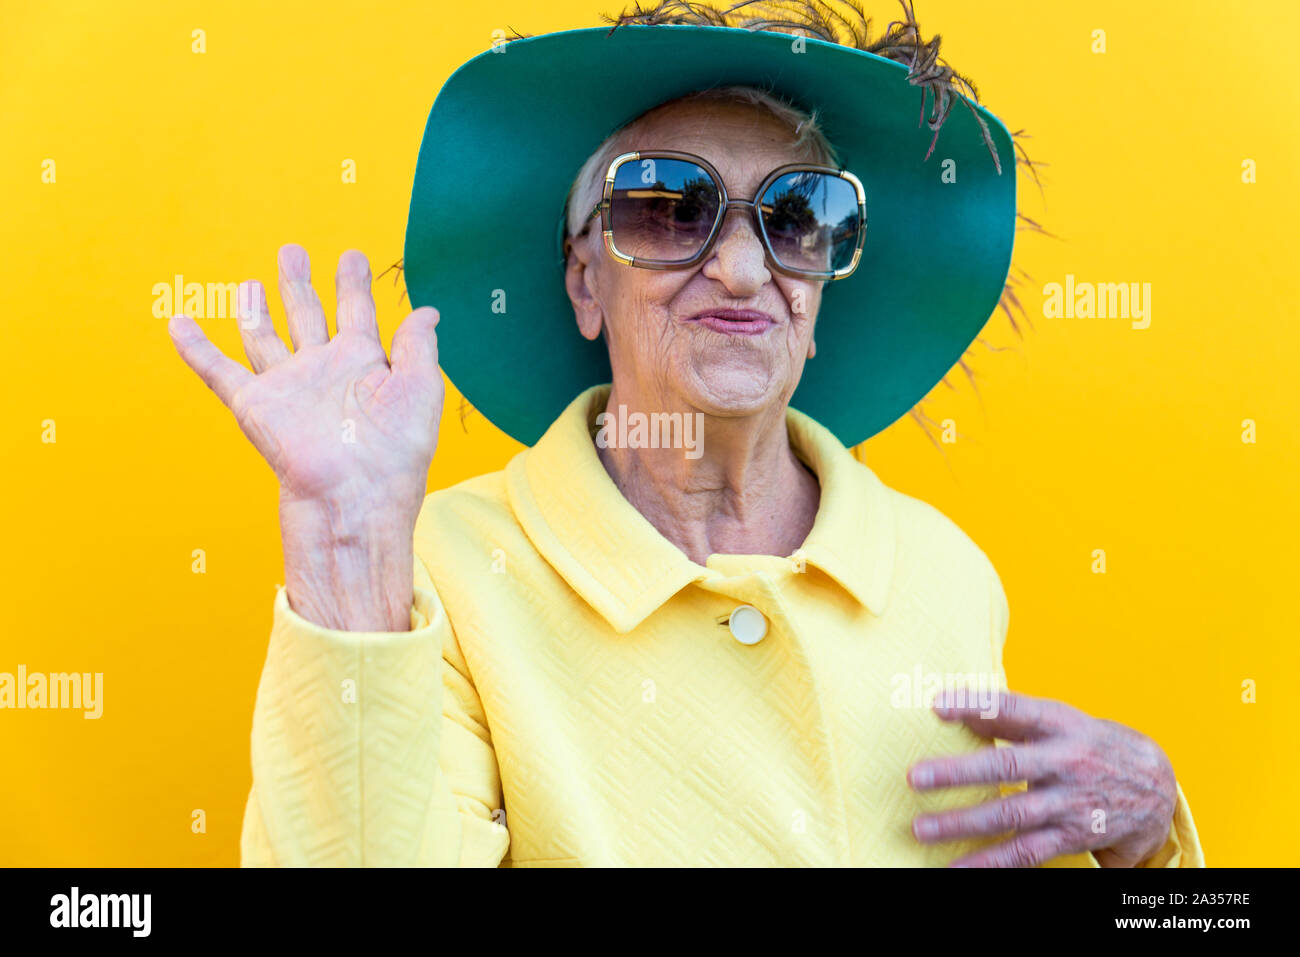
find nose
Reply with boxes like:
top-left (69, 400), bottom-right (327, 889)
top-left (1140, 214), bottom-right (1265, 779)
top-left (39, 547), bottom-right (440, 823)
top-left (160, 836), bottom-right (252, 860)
top-left (702, 206), bottom-right (772, 294)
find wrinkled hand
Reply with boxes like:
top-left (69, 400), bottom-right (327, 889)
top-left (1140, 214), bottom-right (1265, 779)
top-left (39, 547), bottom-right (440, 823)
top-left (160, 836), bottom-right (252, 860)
top-left (907, 690), bottom-right (1177, 868)
top-left (168, 245), bottom-right (443, 516)
top-left (168, 244), bottom-right (444, 631)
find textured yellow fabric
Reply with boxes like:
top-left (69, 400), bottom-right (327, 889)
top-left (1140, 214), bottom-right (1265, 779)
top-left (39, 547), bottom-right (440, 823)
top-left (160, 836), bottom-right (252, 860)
top-left (240, 385), bottom-right (1204, 867)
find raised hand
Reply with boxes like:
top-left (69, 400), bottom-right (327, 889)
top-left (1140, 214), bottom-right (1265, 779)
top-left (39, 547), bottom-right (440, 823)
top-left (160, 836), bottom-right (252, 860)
top-left (169, 245), bottom-right (444, 631)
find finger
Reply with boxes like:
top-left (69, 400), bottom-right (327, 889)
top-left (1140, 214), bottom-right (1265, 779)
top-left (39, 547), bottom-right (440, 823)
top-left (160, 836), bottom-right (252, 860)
top-left (168, 315), bottom-right (252, 408)
top-left (932, 689), bottom-right (1078, 742)
top-left (390, 306), bottom-right (440, 379)
top-left (334, 249), bottom-right (380, 339)
top-left (913, 788), bottom-right (1064, 844)
top-left (908, 742), bottom-right (1058, 791)
top-left (948, 828), bottom-right (1073, 868)
top-left (236, 280), bottom-right (291, 373)
top-left (277, 243), bottom-right (329, 349)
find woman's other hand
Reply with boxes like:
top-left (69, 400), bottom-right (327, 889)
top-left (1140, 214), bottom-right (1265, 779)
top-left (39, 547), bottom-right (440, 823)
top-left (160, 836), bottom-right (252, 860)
top-left (906, 690), bottom-right (1179, 867)
top-left (169, 244), bottom-right (444, 631)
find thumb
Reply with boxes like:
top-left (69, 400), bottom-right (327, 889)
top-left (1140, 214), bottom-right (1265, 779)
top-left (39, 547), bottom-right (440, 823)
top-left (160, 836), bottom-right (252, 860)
top-left (390, 306), bottom-right (440, 379)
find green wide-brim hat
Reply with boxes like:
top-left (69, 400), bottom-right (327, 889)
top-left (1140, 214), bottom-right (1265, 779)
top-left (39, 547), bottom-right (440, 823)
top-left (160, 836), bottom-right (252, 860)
top-left (404, 24), bottom-right (1016, 448)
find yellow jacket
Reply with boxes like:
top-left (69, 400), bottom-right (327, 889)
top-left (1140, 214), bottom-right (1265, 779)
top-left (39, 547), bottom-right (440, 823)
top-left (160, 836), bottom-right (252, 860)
top-left (240, 385), bottom-right (1203, 867)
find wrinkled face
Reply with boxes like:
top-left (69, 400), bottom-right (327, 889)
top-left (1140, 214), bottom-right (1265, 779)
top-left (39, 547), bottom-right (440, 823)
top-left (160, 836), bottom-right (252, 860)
top-left (564, 98), bottom-right (826, 418)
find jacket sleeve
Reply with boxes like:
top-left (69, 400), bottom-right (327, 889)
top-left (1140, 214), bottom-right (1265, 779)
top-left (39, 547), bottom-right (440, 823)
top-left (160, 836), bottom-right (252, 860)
top-left (987, 564), bottom-right (1205, 868)
top-left (239, 554), bottom-right (509, 867)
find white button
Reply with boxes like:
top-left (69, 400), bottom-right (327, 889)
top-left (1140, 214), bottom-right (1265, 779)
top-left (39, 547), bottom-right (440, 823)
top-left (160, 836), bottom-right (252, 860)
top-left (728, 605), bottom-right (767, 645)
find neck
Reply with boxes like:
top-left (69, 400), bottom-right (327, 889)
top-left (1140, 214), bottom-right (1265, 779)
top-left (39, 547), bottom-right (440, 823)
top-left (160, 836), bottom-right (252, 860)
top-left (594, 384), bottom-right (821, 565)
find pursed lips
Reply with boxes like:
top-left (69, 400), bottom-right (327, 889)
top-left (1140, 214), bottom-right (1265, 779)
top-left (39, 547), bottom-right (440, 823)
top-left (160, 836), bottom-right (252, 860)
top-left (684, 308), bottom-right (777, 335)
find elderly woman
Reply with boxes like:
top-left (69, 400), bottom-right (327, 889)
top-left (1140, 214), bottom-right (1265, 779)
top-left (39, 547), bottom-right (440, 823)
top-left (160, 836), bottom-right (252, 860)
top-left (168, 2), bottom-right (1202, 866)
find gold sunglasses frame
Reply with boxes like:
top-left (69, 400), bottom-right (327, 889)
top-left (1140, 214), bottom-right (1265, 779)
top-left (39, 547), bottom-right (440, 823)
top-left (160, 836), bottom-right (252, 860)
top-left (568, 149), bottom-right (867, 281)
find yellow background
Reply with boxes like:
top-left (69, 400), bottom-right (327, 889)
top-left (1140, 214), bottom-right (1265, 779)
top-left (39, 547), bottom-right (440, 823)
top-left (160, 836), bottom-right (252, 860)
top-left (1, 0), bottom-right (1294, 866)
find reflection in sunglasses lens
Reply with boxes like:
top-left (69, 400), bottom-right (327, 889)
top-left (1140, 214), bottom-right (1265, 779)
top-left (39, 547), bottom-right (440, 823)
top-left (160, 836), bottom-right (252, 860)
top-left (610, 157), bottom-right (719, 262)
top-left (761, 172), bottom-right (860, 274)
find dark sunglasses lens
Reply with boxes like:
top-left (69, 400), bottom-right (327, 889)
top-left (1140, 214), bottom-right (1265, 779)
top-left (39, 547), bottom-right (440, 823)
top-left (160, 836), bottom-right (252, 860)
top-left (610, 158), bottom-right (720, 262)
top-left (760, 172), bottom-right (862, 274)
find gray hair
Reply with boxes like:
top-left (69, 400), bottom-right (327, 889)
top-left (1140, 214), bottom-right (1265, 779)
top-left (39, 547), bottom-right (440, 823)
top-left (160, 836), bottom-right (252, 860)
top-left (563, 84), bottom-right (840, 242)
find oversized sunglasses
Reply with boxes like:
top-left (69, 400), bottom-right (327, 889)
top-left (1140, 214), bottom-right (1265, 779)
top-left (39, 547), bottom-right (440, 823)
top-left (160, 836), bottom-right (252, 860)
top-left (567, 150), bottom-right (867, 281)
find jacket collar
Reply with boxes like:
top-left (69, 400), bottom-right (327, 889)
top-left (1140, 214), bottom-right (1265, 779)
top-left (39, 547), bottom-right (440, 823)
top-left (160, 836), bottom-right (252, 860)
top-left (505, 385), bottom-right (895, 633)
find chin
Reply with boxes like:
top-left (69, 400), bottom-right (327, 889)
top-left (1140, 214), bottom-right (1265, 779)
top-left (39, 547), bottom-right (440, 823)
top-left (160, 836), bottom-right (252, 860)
top-left (680, 370), bottom-right (788, 419)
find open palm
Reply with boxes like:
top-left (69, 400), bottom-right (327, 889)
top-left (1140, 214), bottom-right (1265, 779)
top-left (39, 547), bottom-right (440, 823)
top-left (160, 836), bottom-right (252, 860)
top-left (168, 245), bottom-right (443, 516)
